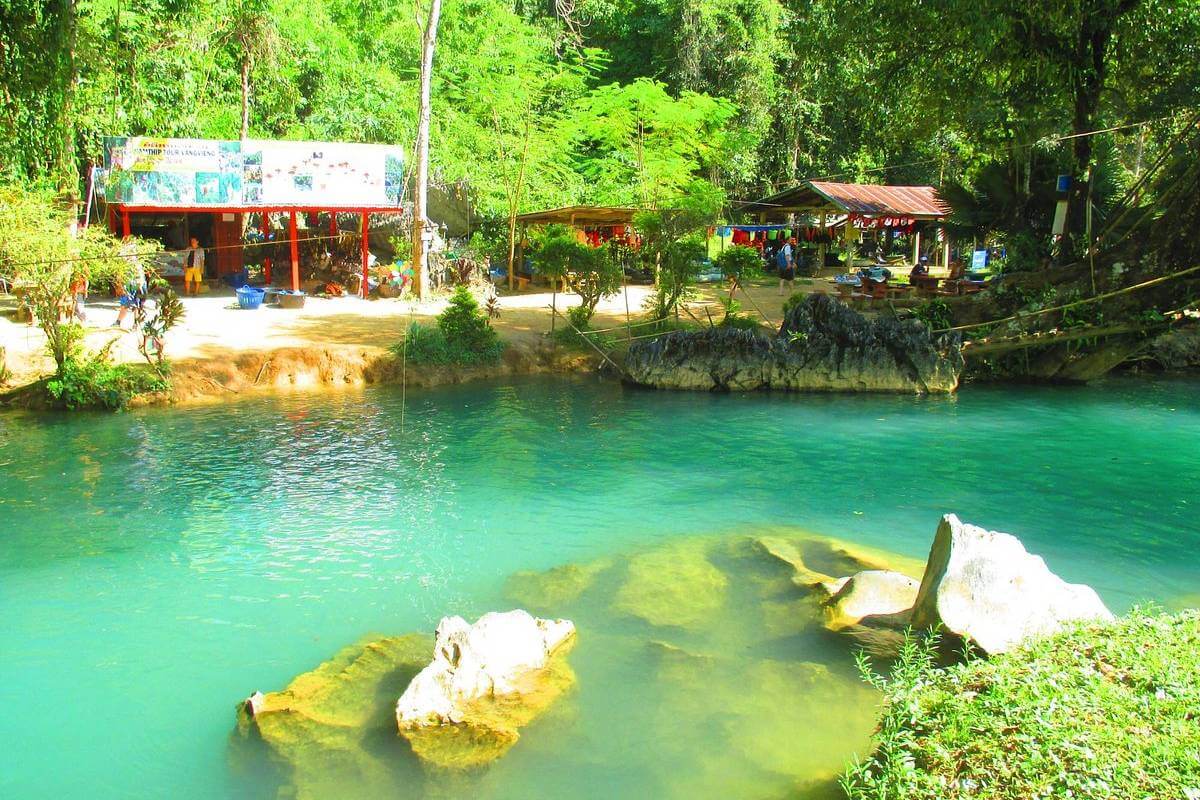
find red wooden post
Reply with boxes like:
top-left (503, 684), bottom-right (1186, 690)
top-left (121, 209), bottom-right (131, 239)
top-left (289, 210), bottom-right (300, 292)
top-left (330, 212), bottom-right (338, 238)
top-left (260, 212), bottom-right (272, 285)
top-left (360, 211), bottom-right (369, 298)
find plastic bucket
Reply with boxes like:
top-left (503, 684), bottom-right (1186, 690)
top-left (277, 290), bottom-right (306, 310)
top-left (236, 286), bottom-right (265, 310)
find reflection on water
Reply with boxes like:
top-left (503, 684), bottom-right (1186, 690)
top-left (1, 375), bottom-right (1198, 799)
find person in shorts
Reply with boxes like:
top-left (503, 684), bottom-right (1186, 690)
top-left (183, 237), bottom-right (206, 296)
top-left (777, 237), bottom-right (797, 295)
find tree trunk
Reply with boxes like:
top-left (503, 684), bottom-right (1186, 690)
top-left (411, 0), bottom-right (443, 301)
top-left (56, 0), bottom-right (79, 196)
top-left (505, 122), bottom-right (532, 292)
top-left (1062, 0), bottom-right (1140, 257)
top-left (240, 56), bottom-right (250, 141)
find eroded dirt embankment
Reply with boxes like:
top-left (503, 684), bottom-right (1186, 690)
top-left (0, 342), bottom-right (601, 410)
top-left (156, 341), bottom-right (601, 406)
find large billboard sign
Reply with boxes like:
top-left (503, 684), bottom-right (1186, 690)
top-left (101, 137), bottom-right (405, 208)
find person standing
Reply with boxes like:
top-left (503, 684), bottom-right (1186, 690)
top-left (777, 236), bottom-right (796, 295)
top-left (69, 272), bottom-right (88, 323)
top-left (183, 237), bottom-right (205, 297)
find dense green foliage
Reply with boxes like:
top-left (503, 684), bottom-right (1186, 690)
top-left (396, 286), bottom-right (504, 366)
top-left (843, 611), bottom-right (1200, 800)
top-left (5, 0), bottom-right (1197, 219)
top-left (914, 299), bottom-right (954, 331)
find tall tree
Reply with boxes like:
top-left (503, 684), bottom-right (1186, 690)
top-left (411, 0), bottom-right (442, 299)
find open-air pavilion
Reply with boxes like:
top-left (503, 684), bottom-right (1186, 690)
top-left (510, 205), bottom-right (639, 288)
top-left (742, 180), bottom-right (951, 270)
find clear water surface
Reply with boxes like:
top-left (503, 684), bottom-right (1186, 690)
top-left (1, 375), bottom-right (1197, 799)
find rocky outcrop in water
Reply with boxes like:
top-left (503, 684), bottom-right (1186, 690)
top-left (625, 293), bottom-right (963, 393)
top-left (910, 514), bottom-right (1114, 654)
top-left (395, 610), bottom-right (576, 768)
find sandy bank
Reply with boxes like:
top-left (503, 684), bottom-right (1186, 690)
top-left (0, 279), bottom-right (831, 407)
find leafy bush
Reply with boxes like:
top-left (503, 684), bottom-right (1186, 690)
top-left (842, 610), bottom-right (1200, 800)
top-left (714, 244), bottom-right (763, 292)
top-left (914, 298), bottom-right (954, 330)
top-left (395, 286), bottom-right (504, 366)
top-left (46, 347), bottom-right (170, 410)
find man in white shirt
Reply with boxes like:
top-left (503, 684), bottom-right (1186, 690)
top-left (183, 237), bottom-right (206, 296)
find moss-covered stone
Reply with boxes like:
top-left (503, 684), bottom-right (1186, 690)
top-left (504, 560), bottom-right (609, 610)
top-left (234, 634), bottom-right (431, 800)
top-left (612, 539), bottom-right (728, 629)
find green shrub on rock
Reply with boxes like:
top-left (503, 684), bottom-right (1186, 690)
top-left (842, 609), bottom-right (1200, 800)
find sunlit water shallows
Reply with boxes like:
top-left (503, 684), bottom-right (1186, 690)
top-left (2, 376), bottom-right (1198, 799)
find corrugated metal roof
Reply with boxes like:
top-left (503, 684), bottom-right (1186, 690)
top-left (516, 205), bottom-right (638, 225)
top-left (808, 181), bottom-right (948, 217)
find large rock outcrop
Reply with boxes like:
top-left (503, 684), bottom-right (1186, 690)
top-left (625, 293), bottom-right (962, 393)
top-left (395, 610), bottom-right (576, 768)
top-left (910, 514), bottom-right (1114, 654)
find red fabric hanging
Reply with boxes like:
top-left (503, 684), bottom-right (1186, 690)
top-left (732, 229), bottom-right (750, 244)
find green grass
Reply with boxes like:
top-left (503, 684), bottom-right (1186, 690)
top-left (842, 609), bottom-right (1200, 800)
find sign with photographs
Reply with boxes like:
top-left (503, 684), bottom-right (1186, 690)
top-left (101, 137), bottom-right (405, 208)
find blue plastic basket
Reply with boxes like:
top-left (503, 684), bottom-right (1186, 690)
top-left (236, 285), bottom-right (265, 310)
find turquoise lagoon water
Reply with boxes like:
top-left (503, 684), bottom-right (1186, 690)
top-left (1, 375), bottom-right (1198, 799)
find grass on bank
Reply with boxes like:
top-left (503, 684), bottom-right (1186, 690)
top-left (842, 609), bottom-right (1200, 800)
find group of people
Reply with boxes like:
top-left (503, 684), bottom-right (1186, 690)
top-left (65, 238), bottom-right (206, 329)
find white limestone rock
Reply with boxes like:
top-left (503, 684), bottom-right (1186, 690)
top-left (396, 610), bottom-right (575, 729)
top-left (910, 514), bottom-right (1113, 654)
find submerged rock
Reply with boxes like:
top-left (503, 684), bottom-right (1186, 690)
top-left (234, 634), bottom-right (432, 800)
top-left (752, 536), bottom-right (842, 592)
top-left (613, 540), bottom-right (729, 629)
top-left (750, 532), bottom-right (923, 597)
top-left (504, 560), bottom-right (609, 610)
top-left (625, 293), bottom-right (962, 393)
top-left (396, 610), bottom-right (576, 768)
top-left (910, 514), bottom-right (1113, 654)
top-left (823, 569), bottom-right (920, 630)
